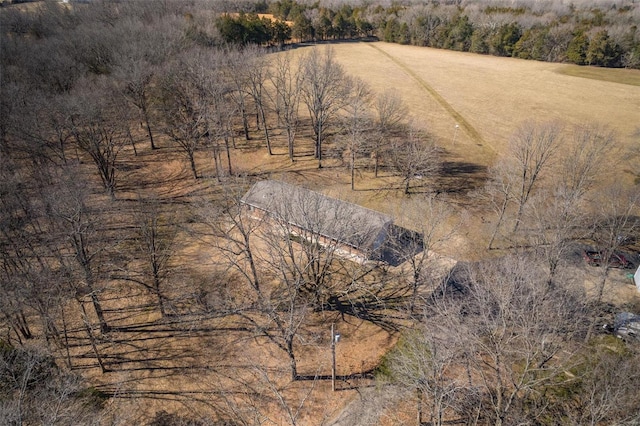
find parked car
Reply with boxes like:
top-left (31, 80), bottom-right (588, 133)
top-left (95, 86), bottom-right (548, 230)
top-left (582, 250), bottom-right (632, 268)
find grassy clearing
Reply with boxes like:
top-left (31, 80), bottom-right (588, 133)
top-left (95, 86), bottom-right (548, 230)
top-left (557, 65), bottom-right (640, 87)
top-left (367, 43), bottom-right (489, 151)
top-left (329, 42), bottom-right (640, 171)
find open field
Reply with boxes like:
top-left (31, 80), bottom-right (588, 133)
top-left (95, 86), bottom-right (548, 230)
top-left (557, 64), bottom-right (640, 86)
top-left (253, 41), bottom-right (640, 262)
top-left (326, 41), bottom-right (640, 174)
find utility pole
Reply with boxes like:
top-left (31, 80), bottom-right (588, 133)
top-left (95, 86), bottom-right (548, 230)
top-left (453, 124), bottom-right (460, 146)
top-left (331, 323), bottom-right (340, 391)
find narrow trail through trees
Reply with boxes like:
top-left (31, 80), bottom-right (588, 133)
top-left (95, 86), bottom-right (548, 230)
top-left (367, 43), bottom-right (495, 155)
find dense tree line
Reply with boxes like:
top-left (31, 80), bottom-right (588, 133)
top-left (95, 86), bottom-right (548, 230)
top-left (264, 0), bottom-right (640, 68)
top-left (216, 12), bottom-right (292, 47)
top-left (1, 0), bottom-right (640, 424)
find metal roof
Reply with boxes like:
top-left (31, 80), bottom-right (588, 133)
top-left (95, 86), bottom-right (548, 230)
top-left (241, 180), bottom-right (393, 254)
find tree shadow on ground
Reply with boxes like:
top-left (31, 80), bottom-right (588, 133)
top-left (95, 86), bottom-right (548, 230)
top-left (431, 161), bottom-right (487, 197)
top-left (296, 368), bottom-right (376, 390)
top-left (323, 289), bottom-right (409, 333)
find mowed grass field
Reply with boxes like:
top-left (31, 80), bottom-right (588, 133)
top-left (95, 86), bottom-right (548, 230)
top-left (326, 41), bottom-right (640, 171)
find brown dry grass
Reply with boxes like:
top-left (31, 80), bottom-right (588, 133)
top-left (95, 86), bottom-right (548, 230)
top-left (327, 42), bottom-right (639, 171)
top-left (58, 42), bottom-right (640, 424)
top-left (333, 42), bottom-right (638, 262)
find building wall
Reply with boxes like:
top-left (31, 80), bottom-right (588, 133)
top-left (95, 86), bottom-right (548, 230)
top-left (241, 203), bottom-right (372, 264)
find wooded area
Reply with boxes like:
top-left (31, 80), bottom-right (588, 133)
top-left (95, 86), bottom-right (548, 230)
top-left (1, 0), bottom-right (640, 425)
top-left (215, 0), bottom-right (640, 68)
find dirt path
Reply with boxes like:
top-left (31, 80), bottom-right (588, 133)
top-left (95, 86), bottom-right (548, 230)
top-left (325, 386), bottom-right (380, 426)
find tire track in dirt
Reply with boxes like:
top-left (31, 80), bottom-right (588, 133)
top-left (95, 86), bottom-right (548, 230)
top-left (367, 43), bottom-right (493, 153)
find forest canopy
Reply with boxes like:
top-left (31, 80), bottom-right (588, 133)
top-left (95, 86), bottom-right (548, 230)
top-left (234, 0), bottom-right (638, 68)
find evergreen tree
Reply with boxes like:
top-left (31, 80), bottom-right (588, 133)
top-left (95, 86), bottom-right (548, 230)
top-left (586, 30), bottom-right (622, 67)
top-left (567, 31), bottom-right (590, 65)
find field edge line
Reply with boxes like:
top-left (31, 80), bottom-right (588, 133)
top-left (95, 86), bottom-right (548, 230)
top-left (367, 43), bottom-right (494, 154)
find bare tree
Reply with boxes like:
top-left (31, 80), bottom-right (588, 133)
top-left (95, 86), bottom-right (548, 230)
top-left (115, 9), bottom-right (184, 152)
top-left (381, 326), bottom-right (462, 426)
top-left (262, 182), bottom-right (380, 309)
top-left (485, 121), bottom-right (563, 247)
top-left (223, 48), bottom-right (252, 142)
top-left (68, 80), bottom-right (129, 199)
top-left (156, 52), bottom-right (210, 179)
top-left (0, 159), bottom-right (55, 345)
top-left (197, 180), bottom-right (380, 380)
top-left (485, 159), bottom-right (514, 250)
top-left (207, 70), bottom-right (237, 178)
top-left (128, 197), bottom-right (177, 317)
top-left (270, 52), bottom-right (302, 161)
top-left (117, 57), bottom-right (157, 150)
top-left (0, 343), bottom-right (102, 425)
top-left (390, 131), bottom-right (441, 195)
top-left (8, 91), bottom-right (73, 166)
top-left (46, 171), bottom-right (111, 335)
top-left (561, 124), bottom-right (616, 201)
top-left (340, 77), bottom-right (372, 190)
top-left (300, 47), bottom-right (350, 168)
top-left (525, 124), bottom-right (615, 282)
top-left (391, 194), bottom-right (455, 312)
top-left (448, 256), bottom-right (585, 426)
top-left (507, 120), bottom-right (563, 232)
top-left (195, 186), bottom-right (309, 381)
top-left (243, 46), bottom-right (273, 154)
top-left (372, 90), bottom-right (408, 177)
top-left (525, 189), bottom-right (585, 284)
top-left (565, 345), bottom-right (640, 426)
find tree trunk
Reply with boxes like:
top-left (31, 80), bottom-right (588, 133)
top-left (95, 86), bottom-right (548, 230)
top-left (212, 145), bottom-right (222, 183)
top-left (350, 149), bottom-right (355, 190)
top-left (288, 129), bottom-right (295, 161)
top-left (142, 105), bottom-right (155, 150)
top-left (260, 106), bottom-right (272, 155)
top-left (77, 239), bottom-right (110, 334)
top-left (240, 100), bottom-right (250, 141)
top-left (153, 270), bottom-right (166, 317)
top-left (79, 301), bottom-right (108, 373)
top-left (416, 388), bottom-right (423, 426)
top-left (224, 137), bottom-right (233, 175)
top-left (89, 292), bottom-right (110, 334)
top-left (127, 127), bottom-right (138, 156)
top-left (288, 340), bottom-right (298, 381)
top-left (139, 90), bottom-right (156, 150)
top-left (61, 305), bottom-right (73, 369)
top-left (513, 201), bottom-right (525, 233)
top-left (188, 152), bottom-right (198, 179)
top-left (16, 310), bottom-right (32, 340)
top-left (585, 267), bottom-right (610, 342)
top-left (488, 196), bottom-right (509, 250)
top-left (374, 151), bottom-right (379, 178)
top-left (316, 121), bottom-right (323, 168)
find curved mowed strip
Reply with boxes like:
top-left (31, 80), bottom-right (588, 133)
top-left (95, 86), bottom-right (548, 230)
top-left (368, 43), bottom-right (489, 151)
